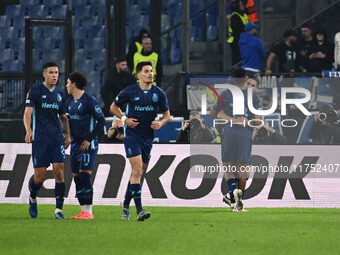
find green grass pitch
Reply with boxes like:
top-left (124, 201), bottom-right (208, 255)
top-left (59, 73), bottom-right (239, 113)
top-left (0, 204), bottom-right (339, 255)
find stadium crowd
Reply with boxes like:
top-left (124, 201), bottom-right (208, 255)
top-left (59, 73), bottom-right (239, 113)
top-left (227, 0), bottom-right (338, 75)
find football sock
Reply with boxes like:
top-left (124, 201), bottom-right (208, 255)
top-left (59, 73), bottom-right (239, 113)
top-left (74, 175), bottom-right (85, 206)
top-left (131, 183), bottom-right (142, 214)
top-left (123, 181), bottom-right (133, 208)
top-left (55, 208), bottom-right (62, 214)
top-left (227, 178), bottom-right (237, 203)
top-left (85, 204), bottom-right (93, 214)
top-left (80, 172), bottom-right (93, 206)
top-left (55, 182), bottom-right (65, 210)
top-left (29, 178), bottom-right (42, 199)
top-left (242, 189), bottom-right (245, 199)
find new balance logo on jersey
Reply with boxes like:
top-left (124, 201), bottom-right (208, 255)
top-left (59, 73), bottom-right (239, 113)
top-left (133, 97), bottom-right (140, 101)
top-left (41, 95), bottom-right (47, 98)
top-left (134, 105), bottom-right (155, 111)
top-left (41, 102), bottom-right (59, 109)
top-left (78, 103), bottom-right (83, 111)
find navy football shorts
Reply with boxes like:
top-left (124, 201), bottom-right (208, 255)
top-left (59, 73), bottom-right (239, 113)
top-left (124, 136), bottom-right (153, 164)
top-left (70, 142), bottom-right (98, 173)
top-left (32, 139), bottom-right (65, 168)
top-left (221, 133), bottom-right (252, 164)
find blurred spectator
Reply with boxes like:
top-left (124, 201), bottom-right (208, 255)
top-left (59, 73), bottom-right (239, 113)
top-left (335, 32), bottom-right (340, 70)
top-left (239, 23), bottom-right (266, 74)
top-left (132, 37), bottom-right (162, 86)
top-left (246, 75), bottom-right (260, 92)
top-left (100, 120), bottom-right (124, 143)
top-left (244, 0), bottom-right (258, 23)
top-left (265, 30), bottom-right (297, 75)
top-left (176, 112), bottom-right (216, 144)
top-left (253, 124), bottom-right (286, 144)
top-left (126, 29), bottom-right (150, 72)
top-left (306, 28), bottom-right (334, 73)
top-left (101, 57), bottom-right (136, 116)
top-left (308, 105), bottom-right (340, 144)
top-left (227, 0), bottom-right (249, 66)
top-left (296, 24), bottom-right (314, 72)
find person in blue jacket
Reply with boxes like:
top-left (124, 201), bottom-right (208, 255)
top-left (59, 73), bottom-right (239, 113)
top-left (239, 23), bottom-right (266, 74)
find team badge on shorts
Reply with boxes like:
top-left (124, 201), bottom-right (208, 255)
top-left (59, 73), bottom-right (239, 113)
top-left (152, 93), bottom-right (158, 102)
top-left (128, 148), bottom-right (132, 155)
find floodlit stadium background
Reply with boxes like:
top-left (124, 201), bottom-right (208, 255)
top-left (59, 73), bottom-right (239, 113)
top-left (1, 0), bottom-right (340, 208)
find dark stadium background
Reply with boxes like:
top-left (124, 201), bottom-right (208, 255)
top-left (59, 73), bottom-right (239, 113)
top-left (0, 0), bottom-right (339, 143)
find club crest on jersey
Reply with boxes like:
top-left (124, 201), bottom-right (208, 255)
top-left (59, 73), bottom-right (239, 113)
top-left (95, 105), bottom-right (102, 114)
top-left (152, 93), bottom-right (158, 102)
top-left (133, 97), bottom-right (140, 101)
top-left (41, 95), bottom-right (46, 98)
top-left (57, 94), bottom-right (62, 102)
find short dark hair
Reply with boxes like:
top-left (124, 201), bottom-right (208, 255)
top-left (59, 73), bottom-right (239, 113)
top-left (314, 27), bottom-right (326, 36)
top-left (141, 36), bottom-right (152, 43)
top-left (136, 61), bottom-right (153, 74)
top-left (283, 29), bottom-right (296, 38)
top-left (114, 56), bottom-right (126, 64)
top-left (68, 71), bottom-right (87, 90)
top-left (232, 67), bottom-right (247, 86)
top-left (138, 28), bottom-right (150, 41)
top-left (301, 23), bottom-right (311, 30)
top-left (247, 76), bottom-right (260, 86)
top-left (43, 62), bottom-right (58, 71)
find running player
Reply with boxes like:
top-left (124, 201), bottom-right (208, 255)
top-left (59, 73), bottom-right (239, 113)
top-left (24, 62), bottom-right (70, 219)
top-left (110, 61), bottom-right (170, 221)
top-left (65, 72), bottom-right (105, 219)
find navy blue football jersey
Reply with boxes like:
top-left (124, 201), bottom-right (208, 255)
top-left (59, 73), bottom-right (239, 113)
top-left (220, 88), bottom-right (260, 139)
top-left (114, 83), bottom-right (169, 139)
top-left (66, 92), bottom-right (105, 145)
top-left (25, 83), bottom-right (66, 141)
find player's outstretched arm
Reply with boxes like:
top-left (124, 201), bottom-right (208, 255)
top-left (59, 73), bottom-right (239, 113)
top-left (151, 110), bottom-right (170, 130)
top-left (60, 114), bottom-right (71, 149)
top-left (23, 107), bottom-right (33, 143)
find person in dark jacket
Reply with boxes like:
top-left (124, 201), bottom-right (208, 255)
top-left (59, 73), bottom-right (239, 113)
top-left (227, 0), bottom-right (249, 66)
top-left (296, 24), bottom-right (314, 72)
top-left (308, 105), bottom-right (340, 144)
top-left (306, 28), bottom-right (334, 73)
top-left (101, 56), bottom-right (136, 116)
top-left (176, 112), bottom-right (216, 144)
top-left (100, 120), bottom-right (124, 143)
top-left (239, 22), bottom-right (266, 74)
top-left (126, 29), bottom-right (150, 72)
top-left (265, 29), bottom-right (297, 75)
